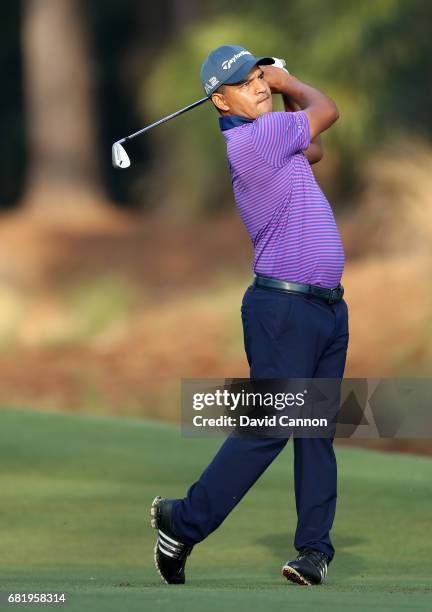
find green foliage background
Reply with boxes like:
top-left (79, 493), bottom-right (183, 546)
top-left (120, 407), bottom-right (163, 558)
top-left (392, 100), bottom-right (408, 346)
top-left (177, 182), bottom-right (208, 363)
top-left (1, 0), bottom-right (430, 213)
top-left (139, 0), bottom-right (431, 215)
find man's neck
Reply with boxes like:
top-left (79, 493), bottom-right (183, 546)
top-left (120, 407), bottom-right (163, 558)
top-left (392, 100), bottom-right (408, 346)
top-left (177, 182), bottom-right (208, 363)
top-left (219, 115), bottom-right (255, 131)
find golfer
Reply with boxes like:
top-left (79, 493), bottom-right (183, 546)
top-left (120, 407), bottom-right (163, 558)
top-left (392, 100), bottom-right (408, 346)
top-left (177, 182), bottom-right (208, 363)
top-left (151, 45), bottom-right (349, 586)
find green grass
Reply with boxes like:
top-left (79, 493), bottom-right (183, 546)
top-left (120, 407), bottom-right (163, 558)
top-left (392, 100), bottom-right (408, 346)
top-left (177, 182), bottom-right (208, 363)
top-left (0, 407), bottom-right (431, 611)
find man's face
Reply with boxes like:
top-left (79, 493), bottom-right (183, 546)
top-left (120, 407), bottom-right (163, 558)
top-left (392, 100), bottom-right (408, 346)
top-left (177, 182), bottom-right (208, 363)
top-left (211, 66), bottom-right (272, 119)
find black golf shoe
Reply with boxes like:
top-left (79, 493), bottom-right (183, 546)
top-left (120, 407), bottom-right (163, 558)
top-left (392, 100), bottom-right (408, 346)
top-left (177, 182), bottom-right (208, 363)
top-left (282, 548), bottom-right (330, 586)
top-left (150, 496), bottom-right (193, 584)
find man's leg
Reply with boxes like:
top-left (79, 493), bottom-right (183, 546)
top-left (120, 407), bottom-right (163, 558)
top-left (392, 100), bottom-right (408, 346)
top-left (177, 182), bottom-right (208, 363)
top-left (293, 299), bottom-right (349, 561)
top-left (172, 435), bottom-right (289, 543)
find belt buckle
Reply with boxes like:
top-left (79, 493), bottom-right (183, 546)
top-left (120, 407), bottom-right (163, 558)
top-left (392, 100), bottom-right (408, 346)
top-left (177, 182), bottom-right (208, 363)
top-left (328, 285), bottom-right (343, 304)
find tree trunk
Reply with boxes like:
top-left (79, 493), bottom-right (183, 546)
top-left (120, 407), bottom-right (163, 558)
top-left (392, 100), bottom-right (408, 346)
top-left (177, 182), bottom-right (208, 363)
top-left (21, 0), bottom-right (108, 223)
top-left (171, 0), bottom-right (200, 31)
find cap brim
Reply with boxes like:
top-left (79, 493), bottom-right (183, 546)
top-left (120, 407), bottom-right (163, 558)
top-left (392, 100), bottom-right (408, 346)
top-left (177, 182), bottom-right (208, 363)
top-left (223, 56), bottom-right (275, 85)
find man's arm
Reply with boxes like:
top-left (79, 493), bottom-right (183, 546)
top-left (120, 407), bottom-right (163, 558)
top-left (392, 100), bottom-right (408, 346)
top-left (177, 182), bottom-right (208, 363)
top-left (263, 66), bottom-right (339, 140)
top-left (282, 94), bottom-right (323, 165)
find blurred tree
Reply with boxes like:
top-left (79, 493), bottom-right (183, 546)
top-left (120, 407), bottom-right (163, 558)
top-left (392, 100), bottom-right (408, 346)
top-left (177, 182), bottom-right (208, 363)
top-left (88, 0), bottom-right (203, 207)
top-left (172, 0), bottom-right (199, 31)
top-left (0, 3), bottom-right (25, 210)
top-left (4, 0), bottom-right (429, 216)
top-left (21, 0), bottom-right (107, 222)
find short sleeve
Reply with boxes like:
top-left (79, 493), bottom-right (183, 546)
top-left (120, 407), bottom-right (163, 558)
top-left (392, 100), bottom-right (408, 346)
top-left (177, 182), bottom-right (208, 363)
top-left (251, 111), bottom-right (311, 167)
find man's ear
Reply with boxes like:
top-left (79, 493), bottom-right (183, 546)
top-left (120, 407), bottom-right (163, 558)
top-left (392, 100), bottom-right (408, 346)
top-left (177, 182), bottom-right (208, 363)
top-left (211, 91), bottom-right (229, 113)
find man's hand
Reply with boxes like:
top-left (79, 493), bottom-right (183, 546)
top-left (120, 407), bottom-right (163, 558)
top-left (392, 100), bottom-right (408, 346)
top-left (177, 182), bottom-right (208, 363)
top-left (261, 65), bottom-right (291, 94)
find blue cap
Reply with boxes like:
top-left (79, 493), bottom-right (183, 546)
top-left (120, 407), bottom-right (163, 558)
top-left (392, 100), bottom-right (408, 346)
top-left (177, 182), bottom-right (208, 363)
top-left (200, 45), bottom-right (274, 96)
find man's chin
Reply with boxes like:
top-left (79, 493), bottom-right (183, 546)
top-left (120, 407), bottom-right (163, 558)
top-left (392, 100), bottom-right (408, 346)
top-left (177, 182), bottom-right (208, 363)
top-left (256, 108), bottom-right (272, 116)
top-left (257, 100), bottom-right (272, 115)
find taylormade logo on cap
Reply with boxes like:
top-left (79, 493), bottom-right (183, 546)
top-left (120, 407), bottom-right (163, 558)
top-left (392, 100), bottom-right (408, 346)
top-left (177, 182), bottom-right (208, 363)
top-left (200, 45), bottom-right (275, 96)
top-left (221, 50), bottom-right (252, 70)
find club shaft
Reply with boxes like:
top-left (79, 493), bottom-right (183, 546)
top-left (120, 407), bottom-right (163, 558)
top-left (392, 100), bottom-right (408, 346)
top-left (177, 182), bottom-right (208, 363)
top-left (119, 96), bottom-right (210, 144)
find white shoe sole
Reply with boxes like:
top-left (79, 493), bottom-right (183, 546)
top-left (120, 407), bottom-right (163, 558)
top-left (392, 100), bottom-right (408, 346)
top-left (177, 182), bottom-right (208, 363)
top-left (151, 495), bottom-right (169, 584)
top-left (282, 564), bottom-right (312, 586)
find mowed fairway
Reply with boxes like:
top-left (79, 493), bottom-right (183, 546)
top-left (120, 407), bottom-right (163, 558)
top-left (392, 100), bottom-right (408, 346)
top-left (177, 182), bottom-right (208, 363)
top-left (0, 407), bottom-right (431, 611)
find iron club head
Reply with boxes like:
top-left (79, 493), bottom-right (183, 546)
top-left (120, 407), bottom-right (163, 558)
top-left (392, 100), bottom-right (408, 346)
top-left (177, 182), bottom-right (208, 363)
top-left (112, 141), bottom-right (131, 169)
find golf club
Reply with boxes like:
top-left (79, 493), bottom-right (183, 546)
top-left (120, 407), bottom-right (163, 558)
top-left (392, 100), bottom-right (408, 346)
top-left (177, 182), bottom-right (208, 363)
top-left (111, 58), bottom-right (288, 169)
top-left (112, 96), bottom-right (210, 168)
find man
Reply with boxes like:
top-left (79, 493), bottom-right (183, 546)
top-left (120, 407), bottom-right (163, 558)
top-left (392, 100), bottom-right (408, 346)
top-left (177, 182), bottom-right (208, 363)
top-left (151, 45), bottom-right (348, 586)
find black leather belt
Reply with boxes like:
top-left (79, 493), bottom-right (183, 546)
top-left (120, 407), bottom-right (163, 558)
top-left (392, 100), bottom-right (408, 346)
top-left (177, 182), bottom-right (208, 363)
top-left (254, 275), bottom-right (344, 304)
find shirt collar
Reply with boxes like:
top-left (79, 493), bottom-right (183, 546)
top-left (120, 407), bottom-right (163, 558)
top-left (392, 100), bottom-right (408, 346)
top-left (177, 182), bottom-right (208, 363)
top-left (219, 115), bottom-right (255, 131)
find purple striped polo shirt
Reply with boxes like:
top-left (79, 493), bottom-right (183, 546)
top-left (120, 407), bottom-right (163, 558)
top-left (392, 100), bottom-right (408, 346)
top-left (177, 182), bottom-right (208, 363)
top-left (220, 111), bottom-right (344, 289)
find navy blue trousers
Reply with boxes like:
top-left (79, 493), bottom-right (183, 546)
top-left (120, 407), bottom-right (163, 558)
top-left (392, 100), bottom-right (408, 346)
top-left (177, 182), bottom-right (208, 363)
top-left (172, 282), bottom-right (349, 561)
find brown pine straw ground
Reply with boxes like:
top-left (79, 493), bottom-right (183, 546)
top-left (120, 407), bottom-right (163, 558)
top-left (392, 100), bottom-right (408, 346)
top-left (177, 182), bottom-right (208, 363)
top-left (0, 210), bottom-right (431, 458)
